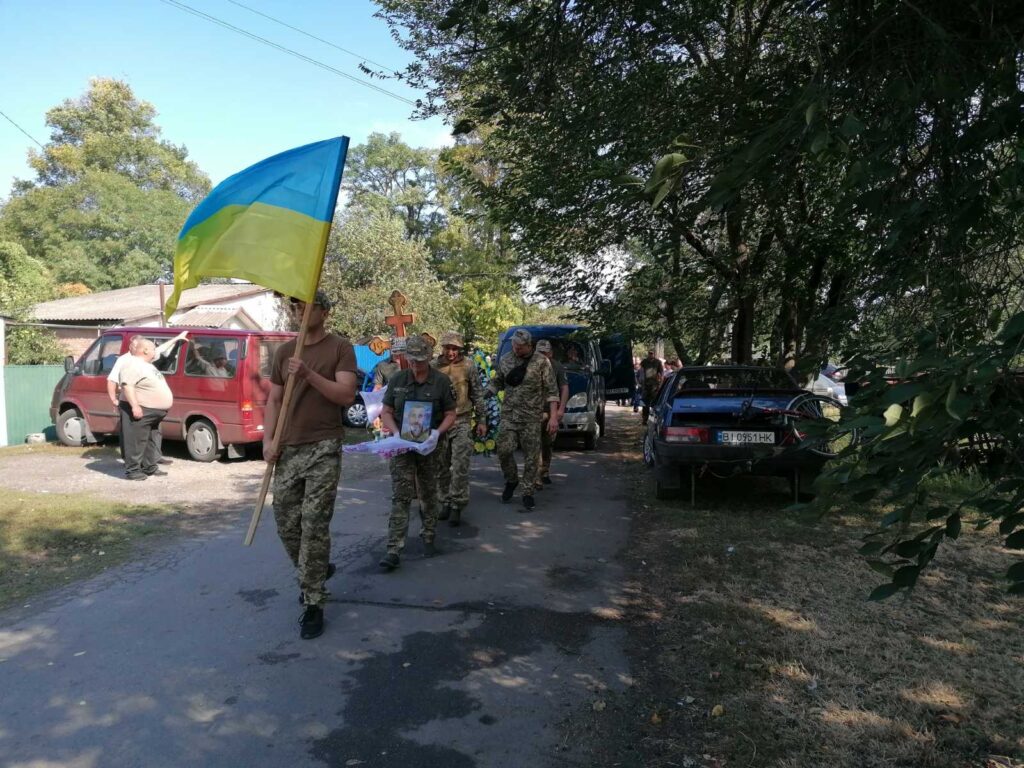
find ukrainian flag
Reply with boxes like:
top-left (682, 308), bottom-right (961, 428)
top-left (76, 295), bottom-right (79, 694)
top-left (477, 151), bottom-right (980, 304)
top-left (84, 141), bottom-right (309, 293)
top-left (165, 136), bottom-right (349, 317)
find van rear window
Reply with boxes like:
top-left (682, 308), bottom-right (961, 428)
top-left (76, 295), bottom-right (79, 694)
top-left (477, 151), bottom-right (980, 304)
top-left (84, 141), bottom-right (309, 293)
top-left (260, 340), bottom-right (287, 379)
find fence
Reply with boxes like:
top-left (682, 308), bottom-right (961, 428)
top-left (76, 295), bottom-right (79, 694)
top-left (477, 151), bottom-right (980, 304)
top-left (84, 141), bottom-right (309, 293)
top-left (2, 365), bottom-right (64, 446)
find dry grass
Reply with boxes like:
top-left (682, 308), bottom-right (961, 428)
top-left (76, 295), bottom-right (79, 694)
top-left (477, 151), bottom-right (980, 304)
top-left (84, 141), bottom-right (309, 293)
top-left (0, 490), bottom-right (179, 610)
top-left (624, 472), bottom-right (1024, 768)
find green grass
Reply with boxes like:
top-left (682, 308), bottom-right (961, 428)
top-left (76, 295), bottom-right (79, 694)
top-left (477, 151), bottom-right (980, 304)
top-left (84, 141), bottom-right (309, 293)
top-left (0, 491), bottom-right (179, 610)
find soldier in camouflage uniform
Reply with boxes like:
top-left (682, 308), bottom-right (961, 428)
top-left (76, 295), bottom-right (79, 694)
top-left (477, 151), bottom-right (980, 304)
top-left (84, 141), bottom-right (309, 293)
top-left (373, 343), bottom-right (404, 390)
top-left (535, 339), bottom-right (569, 490)
top-left (432, 331), bottom-right (488, 526)
top-left (265, 290), bottom-right (359, 640)
top-left (379, 335), bottom-right (458, 570)
top-left (488, 328), bottom-right (559, 511)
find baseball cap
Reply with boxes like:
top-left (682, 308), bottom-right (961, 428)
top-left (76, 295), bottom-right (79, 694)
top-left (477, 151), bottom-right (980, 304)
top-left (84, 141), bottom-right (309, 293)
top-left (440, 331), bottom-right (465, 348)
top-left (536, 339), bottom-right (552, 353)
top-left (287, 289), bottom-right (332, 310)
top-left (404, 335), bottom-right (433, 362)
top-left (511, 328), bottom-right (532, 346)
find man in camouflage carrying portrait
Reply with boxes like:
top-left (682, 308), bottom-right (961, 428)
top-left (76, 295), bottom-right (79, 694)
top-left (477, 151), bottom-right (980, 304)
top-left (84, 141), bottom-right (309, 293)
top-left (432, 331), bottom-right (488, 526)
top-left (488, 328), bottom-right (559, 512)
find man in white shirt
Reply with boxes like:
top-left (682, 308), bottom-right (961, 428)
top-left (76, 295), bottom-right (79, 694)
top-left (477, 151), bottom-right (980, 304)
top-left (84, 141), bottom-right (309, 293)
top-left (119, 339), bottom-right (175, 480)
top-left (108, 331), bottom-right (186, 463)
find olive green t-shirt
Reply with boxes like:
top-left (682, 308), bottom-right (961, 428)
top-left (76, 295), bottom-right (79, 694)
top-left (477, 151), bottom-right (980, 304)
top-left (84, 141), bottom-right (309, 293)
top-left (271, 334), bottom-right (358, 446)
top-left (383, 368), bottom-right (457, 430)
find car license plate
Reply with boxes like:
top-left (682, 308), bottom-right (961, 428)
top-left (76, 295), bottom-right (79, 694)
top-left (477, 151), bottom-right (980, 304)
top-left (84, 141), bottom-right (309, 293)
top-left (717, 431), bottom-right (775, 445)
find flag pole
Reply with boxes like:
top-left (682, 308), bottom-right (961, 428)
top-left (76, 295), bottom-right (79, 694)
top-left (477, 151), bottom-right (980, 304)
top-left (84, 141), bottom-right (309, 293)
top-left (243, 139), bottom-right (348, 547)
top-left (244, 296), bottom-right (317, 546)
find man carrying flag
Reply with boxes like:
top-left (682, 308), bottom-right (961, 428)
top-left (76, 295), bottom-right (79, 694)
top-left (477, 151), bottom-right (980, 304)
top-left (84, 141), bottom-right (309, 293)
top-left (164, 136), bottom-right (354, 639)
top-left (264, 290), bottom-right (357, 640)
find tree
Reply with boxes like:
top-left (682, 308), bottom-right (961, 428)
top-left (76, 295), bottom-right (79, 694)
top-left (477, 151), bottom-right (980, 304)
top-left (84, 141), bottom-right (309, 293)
top-left (23, 77), bottom-right (208, 202)
top-left (319, 200), bottom-right (455, 339)
top-left (343, 132), bottom-right (440, 239)
top-left (375, 0), bottom-right (1024, 591)
top-left (0, 241), bottom-right (64, 364)
top-left (0, 78), bottom-right (210, 291)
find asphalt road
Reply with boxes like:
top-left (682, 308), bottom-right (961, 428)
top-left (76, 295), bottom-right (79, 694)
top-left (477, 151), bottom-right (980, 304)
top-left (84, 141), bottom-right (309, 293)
top-left (0, 412), bottom-right (636, 768)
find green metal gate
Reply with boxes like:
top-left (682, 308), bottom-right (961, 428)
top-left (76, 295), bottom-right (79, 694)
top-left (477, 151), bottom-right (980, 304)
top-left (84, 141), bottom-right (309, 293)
top-left (3, 365), bottom-right (64, 445)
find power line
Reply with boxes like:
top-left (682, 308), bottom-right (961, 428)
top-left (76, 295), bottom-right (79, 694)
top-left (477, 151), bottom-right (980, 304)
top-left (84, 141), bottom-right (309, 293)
top-left (225, 0), bottom-right (404, 77)
top-left (0, 108), bottom-right (44, 149)
top-left (157, 0), bottom-right (417, 106)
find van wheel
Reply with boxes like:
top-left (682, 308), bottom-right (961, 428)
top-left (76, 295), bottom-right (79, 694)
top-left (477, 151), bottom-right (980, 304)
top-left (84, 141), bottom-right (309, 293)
top-left (57, 408), bottom-right (88, 447)
top-left (186, 419), bottom-right (221, 462)
top-left (582, 428), bottom-right (597, 450)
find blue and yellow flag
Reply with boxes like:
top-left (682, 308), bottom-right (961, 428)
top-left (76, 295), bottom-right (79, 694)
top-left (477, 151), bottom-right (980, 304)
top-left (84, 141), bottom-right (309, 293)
top-left (165, 136), bottom-right (349, 317)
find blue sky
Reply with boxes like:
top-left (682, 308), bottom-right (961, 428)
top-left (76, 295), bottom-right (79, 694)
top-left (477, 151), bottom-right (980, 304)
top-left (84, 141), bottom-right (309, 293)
top-left (0, 0), bottom-right (448, 195)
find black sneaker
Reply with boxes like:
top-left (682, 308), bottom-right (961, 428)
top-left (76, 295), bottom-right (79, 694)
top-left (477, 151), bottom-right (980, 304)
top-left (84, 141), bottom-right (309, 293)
top-left (299, 605), bottom-right (324, 640)
top-left (144, 469), bottom-right (168, 477)
top-left (542, 476), bottom-right (552, 485)
top-left (522, 495), bottom-right (536, 511)
top-left (423, 540), bottom-right (438, 558)
top-left (379, 553), bottom-right (400, 571)
top-left (299, 563), bottom-right (337, 604)
top-left (501, 480), bottom-right (519, 502)
top-left (438, 504), bottom-right (451, 521)
top-left (158, 457), bottom-right (173, 465)
top-left (125, 474), bottom-right (147, 481)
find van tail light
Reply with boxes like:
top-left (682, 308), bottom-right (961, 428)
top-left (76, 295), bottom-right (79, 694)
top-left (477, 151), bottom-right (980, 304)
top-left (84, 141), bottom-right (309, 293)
top-left (241, 400), bottom-right (254, 420)
top-left (661, 426), bottom-right (708, 443)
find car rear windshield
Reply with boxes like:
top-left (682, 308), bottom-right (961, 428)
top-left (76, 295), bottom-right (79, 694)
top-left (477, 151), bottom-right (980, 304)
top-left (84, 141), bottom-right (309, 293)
top-left (671, 368), bottom-right (795, 395)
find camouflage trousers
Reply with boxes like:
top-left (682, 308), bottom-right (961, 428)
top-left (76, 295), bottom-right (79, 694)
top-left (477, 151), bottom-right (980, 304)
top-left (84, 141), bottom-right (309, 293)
top-left (536, 419), bottom-right (554, 488)
top-left (437, 419), bottom-right (474, 509)
top-left (272, 438), bottom-right (343, 608)
top-left (387, 450), bottom-right (439, 554)
top-left (496, 420), bottom-right (542, 496)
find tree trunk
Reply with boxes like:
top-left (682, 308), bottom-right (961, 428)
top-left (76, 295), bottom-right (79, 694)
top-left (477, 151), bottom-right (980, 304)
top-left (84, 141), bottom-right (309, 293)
top-left (731, 292), bottom-right (756, 364)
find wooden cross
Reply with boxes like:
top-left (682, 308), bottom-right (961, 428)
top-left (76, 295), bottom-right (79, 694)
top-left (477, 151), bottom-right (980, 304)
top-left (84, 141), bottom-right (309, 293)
top-left (385, 290), bottom-right (415, 338)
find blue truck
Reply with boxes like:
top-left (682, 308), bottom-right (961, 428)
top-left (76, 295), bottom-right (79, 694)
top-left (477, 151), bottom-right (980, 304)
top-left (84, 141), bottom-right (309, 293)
top-left (496, 324), bottom-right (630, 449)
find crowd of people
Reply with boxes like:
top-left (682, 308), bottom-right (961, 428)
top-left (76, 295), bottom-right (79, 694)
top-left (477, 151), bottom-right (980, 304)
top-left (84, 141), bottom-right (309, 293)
top-left (263, 294), bottom-right (567, 640)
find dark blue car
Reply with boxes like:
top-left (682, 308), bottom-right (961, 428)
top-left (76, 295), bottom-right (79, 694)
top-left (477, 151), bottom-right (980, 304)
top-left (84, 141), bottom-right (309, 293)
top-left (642, 365), bottom-right (845, 501)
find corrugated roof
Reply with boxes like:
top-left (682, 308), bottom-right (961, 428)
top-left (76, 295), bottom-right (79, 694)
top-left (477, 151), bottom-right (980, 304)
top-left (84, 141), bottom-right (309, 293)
top-left (172, 306), bottom-right (259, 329)
top-left (32, 283), bottom-right (270, 322)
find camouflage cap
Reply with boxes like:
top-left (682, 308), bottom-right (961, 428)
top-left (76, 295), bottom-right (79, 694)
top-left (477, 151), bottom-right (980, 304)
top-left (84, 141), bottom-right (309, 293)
top-left (440, 331), bottom-right (465, 348)
top-left (536, 339), bottom-right (552, 353)
top-left (420, 331), bottom-right (437, 348)
top-left (510, 328), bottom-right (532, 346)
top-left (313, 289), bottom-right (332, 310)
top-left (404, 335), bottom-right (433, 362)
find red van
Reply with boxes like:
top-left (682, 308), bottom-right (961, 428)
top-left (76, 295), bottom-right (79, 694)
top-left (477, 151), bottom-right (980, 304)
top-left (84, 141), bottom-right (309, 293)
top-left (50, 326), bottom-right (296, 461)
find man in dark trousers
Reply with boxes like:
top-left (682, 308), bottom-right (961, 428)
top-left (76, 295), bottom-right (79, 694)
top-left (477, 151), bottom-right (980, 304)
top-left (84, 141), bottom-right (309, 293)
top-left (379, 335), bottom-right (458, 571)
top-left (119, 338), bottom-right (173, 481)
top-left (264, 290), bottom-right (358, 640)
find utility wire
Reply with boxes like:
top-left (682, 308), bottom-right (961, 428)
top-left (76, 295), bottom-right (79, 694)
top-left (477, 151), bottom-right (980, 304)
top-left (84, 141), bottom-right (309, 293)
top-left (157, 0), bottom-right (417, 106)
top-left (0, 109), bottom-right (44, 149)
top-left (226, 0), bottom-right (404, 77)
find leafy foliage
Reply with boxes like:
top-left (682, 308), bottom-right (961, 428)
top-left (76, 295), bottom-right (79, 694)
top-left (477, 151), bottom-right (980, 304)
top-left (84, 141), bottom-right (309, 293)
top-left (0, 241), bottom-right (63, 364)
top-left (822, 314), bottom-right (1024, 597)
top-left (0, 78), bottom-right (210, 291)
top-left (320, 200), bottom-right (455, 340)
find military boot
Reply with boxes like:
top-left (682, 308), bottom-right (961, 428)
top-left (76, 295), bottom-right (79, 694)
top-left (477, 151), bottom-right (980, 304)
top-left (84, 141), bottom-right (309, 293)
top-left (449, 506), bottom-right (463, 527)
top-left (438, 503), bottom-right (451, 521)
